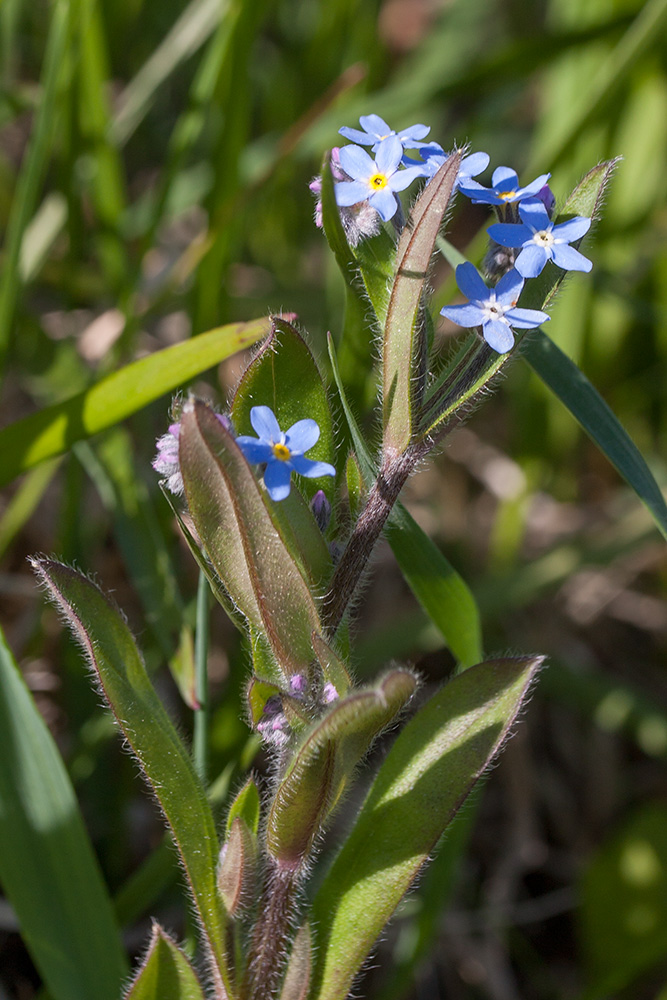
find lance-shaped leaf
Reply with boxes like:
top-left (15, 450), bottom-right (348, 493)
top-left (180, 399), bottom-right (322, 680)
top-left (226, 776), bottom-right (261, 836)
top-left (280, 923), bottom-right (312, 1000)
top-left (382, 152), bottom-right (462, 456)
top-left (30, 560), bottom-right (231, 998)
top-left (232, 318), bottom-right (336, 504)
top-left (310, 655), bottom-right (543, 1000)
top-left (266, 670), bottom-right (416, 869)
top-left (0, 625), bottom-right (126, 1000)
top-left (217, 817), bottom-right (257, 916)
top-left (124, 924), bottom-right (205, 1000)
top-left (420, 159), bottom-right (619, 441)
top-left (0, 317), bottom-right (270, 487)
top-left (522, 329), bottom-right (667, 542)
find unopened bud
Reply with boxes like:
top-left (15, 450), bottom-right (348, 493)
top-left (310, 490), bottom-right (331, 533)
top-left (217, 817), bottom-right (257, 916)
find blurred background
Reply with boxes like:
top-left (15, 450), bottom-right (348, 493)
top-left (1, 0), bottom-right (666, 996)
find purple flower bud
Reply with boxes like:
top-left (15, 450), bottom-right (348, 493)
top-left (310, 489), bottom-right (331, 533)
top-left (536, 184), bottom-right (556, 217)
top-left (289, 673), bottom-right (307, 698)
top-left (322, 683), bottom-right (338, 704)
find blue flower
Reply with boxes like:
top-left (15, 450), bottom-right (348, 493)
top-left (236, 406), bottom-right (335, 502)
top-left (403, 144), bottom-right (490, 187)
top-left (440, 262), bottom-right (550, 354)
top-left (459, 165), bottom-right (551, 206)
top-left (487, 198), bottom-right (592, 278)
top-left (339, 114), bottom-right (430, 152)
top-left (335, 138), bottom-right (425, 222)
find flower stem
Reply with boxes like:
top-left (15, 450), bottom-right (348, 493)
top-left (244, 862), bottom-right (297, 1000)
top-left (323, 445), bottom-right (424, 635)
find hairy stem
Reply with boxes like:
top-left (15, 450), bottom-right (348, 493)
top-left (323, 445), bottom-right (426, 635)
top-left (244, 862), bottom-right (297, 1000)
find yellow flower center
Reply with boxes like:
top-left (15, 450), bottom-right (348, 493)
top-left (499, 190), bottom-right (517, 202)
top-left (369, 173), bottom-right (388, 189)
top-left (272, 442), bottom-right (291, 461)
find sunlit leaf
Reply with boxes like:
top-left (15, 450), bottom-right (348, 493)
top-left (124, 924), bottom-right (205, 1000)
top-left (0, 625), bottom-right (127, 1000)
top-left (310, 655), bottom-right (542, 1000)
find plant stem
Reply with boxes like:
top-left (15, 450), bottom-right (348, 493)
top-left (193, 568), bottom-right (209, 784)
top-left (244, 862), bottom-right (297, 1000)
top-left (323, 445), bottom-right (425, 635)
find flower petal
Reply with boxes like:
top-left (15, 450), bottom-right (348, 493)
top-left (494, 267), bottom-right (525, 305)
top-left (369, 187), bottom-right (399, 221)
top-left (335, 180), bottom-right (371, 206)
top-left (359, 114), bottom-right (391, 137)
top-left (250, 405), bottom-right (281, 443)
top-left (504, 306), bottom-right (550, 329)
top-left (515, 243), bottom-right (549, 278)
top-left (455, 261), bottom-right (490, 303)
top-left (290, 455), bottom-right (336, 478)
top-left (388, 165), bottom-right (426, 191)
top-left (285, 418), bottom-right (320, 454)
top-left (375, 135), bottom-right (403, 174)
top-left (338, 126), bottom-right (374, 145)
top-left (487, 222), bottom-right (532, 248)
top-left (338, 144), bottom-right (375, 181)
top-left (492, 166), bottom-right (519, 191)
top-left (515, 173), bottom-right (551, 200)
top-left (552, 216), bottom-right (591, 242)
top-left (482, 319), bottom-right (514, 354)
top-left (459, 151), bottom-right (490, 179)
top-left (263, 460), bottom-right (293, 502)
top-left (440, 303), bottom-right (486, 328)
top-left (550, 243), bottom-right (592, 272)
top-left (235, 438), bottom-right (274, 464)
top-left (517, 198), bottom-right (551, 231)
top-left (397, 123), bottom-right (430, 143)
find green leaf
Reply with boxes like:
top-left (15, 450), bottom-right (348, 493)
top-left (266, 670), bottom-right (417, 869)
top-left (0, 316), bottom-right (270, 487)
top-left (383, 152), bottom-right (462, 455)
top-left (280, 923), bottom-right (312, 1000)
top-left (385, 506), bottom-right (483, 667)
top-left (522, 329), bottom-right (667, 541)
top-left (231, 318), bottom-right (336, 503)
top-left (180, 399), bottom-right (322, 681)
top-left (312, 633), bottom-right (353, 697)
top-left (217, 817), bottom-right (256, 916)
top-left (0, 625), bottom-right (127, 1000)
top-left (124, 925), bottom-right (205, 1000)
top-left (310, 655), bottom-right (543, 1000)
top-left (328, 333), bottom-right (482, 666)
top-left (579, 803), bottom-right (667, 999)
top-left (30, 561), bottom-right (231, 997)
top-left (226, 776), bottom-right (261, 836)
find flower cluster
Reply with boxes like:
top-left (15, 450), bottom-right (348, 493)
top-left (154, 405), bottom-right (334, 504)
top-left (323, 113), bottom-right (594, 354)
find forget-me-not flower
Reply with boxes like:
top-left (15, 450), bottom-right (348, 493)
top-left (459, 165), bottom-right (551, 206)
top-left (236, 406), bottom-right (335, 502)
top-left (335, 137), bottom-right (425, 222)
top-left (440, 262), bottom-right (550, 354)
top-left (487, 198), bottom-right (592, 278)
top-left (339, 114), bottom-right (430, 152)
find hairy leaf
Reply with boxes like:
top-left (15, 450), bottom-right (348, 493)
top-left (30, 561), bottom-right (231, 997)
top-left (266, 671), bottom-right (416, 868)
top-left (124, 925), bottom-right (205, 1000)
top-left (310, 655), bottom-right (543, 999)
